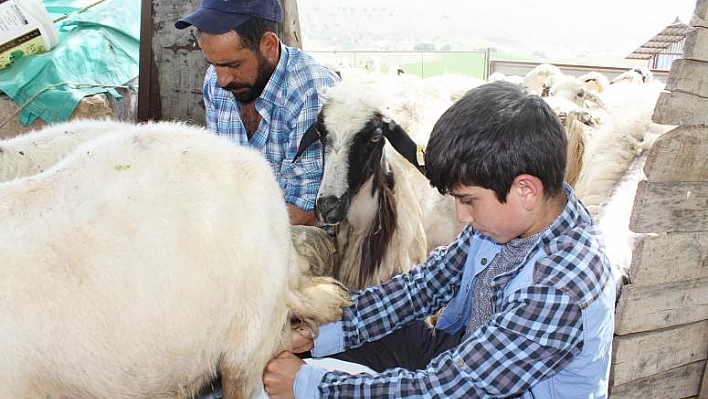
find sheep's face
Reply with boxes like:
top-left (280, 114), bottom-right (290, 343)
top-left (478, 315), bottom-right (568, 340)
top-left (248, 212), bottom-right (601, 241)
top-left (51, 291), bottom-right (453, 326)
top-left (315, 107), bottom-right (388, 225)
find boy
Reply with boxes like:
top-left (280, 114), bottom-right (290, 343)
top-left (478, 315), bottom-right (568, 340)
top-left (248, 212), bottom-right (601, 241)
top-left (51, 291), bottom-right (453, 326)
top-left (263, 81), bottom-right (616, 398)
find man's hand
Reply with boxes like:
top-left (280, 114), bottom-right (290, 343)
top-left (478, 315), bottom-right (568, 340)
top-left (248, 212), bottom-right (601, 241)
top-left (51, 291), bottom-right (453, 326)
top-left (263, 351), bottom-right (306, 399)
top-left (287, 203), bottom-right (316, 226)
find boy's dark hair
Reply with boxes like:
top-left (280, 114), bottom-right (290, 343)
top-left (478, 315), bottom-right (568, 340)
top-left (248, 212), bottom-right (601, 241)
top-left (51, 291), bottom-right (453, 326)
top-left (233, 17), bottom-right (279, 52)
top-left (425, 81), bottom-right (567, 203)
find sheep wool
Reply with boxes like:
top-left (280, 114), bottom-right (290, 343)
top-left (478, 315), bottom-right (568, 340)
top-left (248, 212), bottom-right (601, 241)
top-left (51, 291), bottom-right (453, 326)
top-left (0, 121), bottom-right (349, 399)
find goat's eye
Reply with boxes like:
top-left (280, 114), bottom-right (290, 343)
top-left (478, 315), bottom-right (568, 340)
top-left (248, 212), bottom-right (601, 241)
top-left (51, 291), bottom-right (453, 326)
top-left (370, 134), bottom-right (382, 144)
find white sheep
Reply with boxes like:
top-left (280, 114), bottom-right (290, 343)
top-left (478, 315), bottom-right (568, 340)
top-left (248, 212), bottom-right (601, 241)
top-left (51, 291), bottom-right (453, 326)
top-left (610, 67), bottom-right (654, 85)
top-left (0, 118), bottom-right (135, 182)
top-left (522, 63), bottom-right (564, 95)
top-left (596, 154), bottom-right (649, 289)
top-left (546, 76), bottom-right (606, 109)
top-left (295, 78), bottom-right (464, 290)
top-left (573, 78), bottom-right (673, 286)
top-left (488, 72), bottom-right (525, 90)
top-left (577, 71), bottom-right (609, 93)
top-left (363, 56), bottom-right (382, 73)
top-left (0, 121), bottom-right (349, 399)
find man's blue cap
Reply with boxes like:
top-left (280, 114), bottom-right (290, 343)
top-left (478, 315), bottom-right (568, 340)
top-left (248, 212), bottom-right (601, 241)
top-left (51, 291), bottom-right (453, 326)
top-left (175, 0), bottom-right (283, 33)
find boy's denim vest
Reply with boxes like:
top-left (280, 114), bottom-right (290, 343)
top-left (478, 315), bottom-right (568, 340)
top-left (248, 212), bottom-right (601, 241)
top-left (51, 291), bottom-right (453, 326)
top-left (437, 234), bottom-right (615, 399)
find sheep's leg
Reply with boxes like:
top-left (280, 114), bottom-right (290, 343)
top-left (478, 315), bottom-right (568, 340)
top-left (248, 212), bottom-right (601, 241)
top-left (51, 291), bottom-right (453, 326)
top-left (219, 360), bottom-right (257, 399)
top-left (219, 335), bottom-right (281, 399)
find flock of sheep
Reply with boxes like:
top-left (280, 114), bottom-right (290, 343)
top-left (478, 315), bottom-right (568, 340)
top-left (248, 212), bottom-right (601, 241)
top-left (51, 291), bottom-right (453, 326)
top-left (0, 62), bottom-right (672, 398)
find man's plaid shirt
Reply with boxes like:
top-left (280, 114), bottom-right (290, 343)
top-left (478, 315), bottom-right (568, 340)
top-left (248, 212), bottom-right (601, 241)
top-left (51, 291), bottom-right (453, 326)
top-left (203, 44), bottom-right (339, 211)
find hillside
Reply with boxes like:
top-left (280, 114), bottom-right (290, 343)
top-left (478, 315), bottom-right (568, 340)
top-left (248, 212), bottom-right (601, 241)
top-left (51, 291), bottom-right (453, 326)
top-left (296, 0), bottom-right (690, 67)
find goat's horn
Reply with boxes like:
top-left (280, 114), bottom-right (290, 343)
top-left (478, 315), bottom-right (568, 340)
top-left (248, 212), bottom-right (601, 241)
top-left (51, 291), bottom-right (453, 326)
top-left (294, 122), bottom-right (321, 162)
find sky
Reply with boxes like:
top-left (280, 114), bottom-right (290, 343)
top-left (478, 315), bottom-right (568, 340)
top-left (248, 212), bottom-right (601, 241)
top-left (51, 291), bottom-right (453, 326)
top-left (297, 0), bottom-right (698, 59)
top-left (481, 0), bottom-right (698, 56)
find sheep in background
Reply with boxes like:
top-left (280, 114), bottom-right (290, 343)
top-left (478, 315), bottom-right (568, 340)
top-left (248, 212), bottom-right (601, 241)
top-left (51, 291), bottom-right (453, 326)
top-left (420, 73), bottom-right (487, 103)
top-left (544, 75), bottom-right (605, 108)
top-left (296, 78), bottom-right (464, 289)
top-left (487, 71), bottom-right (507, 82)
top-left (488, 71), bottom-right (525, 88)
top-left (522, 63), bottom-right (563, 95)
top-left (363, 56), bottom-right (382, 73)
top-left (559, 108), bottom-right (596, 188)
top-left (388, 63), bottom-right (406, 76)
top-left (573, 79), bottom-right (673, 286)
top-left (574, 93), bottom-right (670, 216)
top-left (577, 71), bottom-right (610, 93)
top-left (0, 121), bottom-right (349, 399)
top-left (0, 118), bottom-right (134, 182)
top-left (596, 155), bottom-right (649, 289)
top-left (610, 67), bottom-right (654, 85)
top-left (541, 93), bottom-right (597, 188)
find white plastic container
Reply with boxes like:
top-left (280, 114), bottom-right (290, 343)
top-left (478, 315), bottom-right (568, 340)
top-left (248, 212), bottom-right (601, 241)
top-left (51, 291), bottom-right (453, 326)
top-left (0, 0), bottom-right (59, 70)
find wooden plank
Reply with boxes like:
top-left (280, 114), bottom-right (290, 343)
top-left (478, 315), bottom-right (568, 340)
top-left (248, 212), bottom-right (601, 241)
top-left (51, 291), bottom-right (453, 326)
top-left (643, 126), bottom-right (708, 183)
top-left (684, 27), bottom-right (708, 62)
top-left (630, 181), bottom-right (708, 233)
top-left (138, 0), bottom-right (164, 122)
top-left (611, 320), bottom-right (708, 385)
top-left (615, 276), bottom-right (708, 335)
top-left (280, 0), bottom-right (303, 48)
top-left (151, 0), bottom-right (207, 123)
top-left (653, 91), bottom-right (708, 126)
top-left (610, 360), bottom-right (706, 399)
top-left (630, 232), bottom-right (708, 287)
top-left (691, 0), bottom-right (708, 29)
top-left (665, 59), bottom-right (708, 98)
top-left (701, 360), bottom-right (708, 399)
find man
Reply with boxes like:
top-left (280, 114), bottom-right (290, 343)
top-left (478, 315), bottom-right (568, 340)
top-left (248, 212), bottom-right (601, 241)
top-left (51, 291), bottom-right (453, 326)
top-left (175, 0), bottom-right (339, 225)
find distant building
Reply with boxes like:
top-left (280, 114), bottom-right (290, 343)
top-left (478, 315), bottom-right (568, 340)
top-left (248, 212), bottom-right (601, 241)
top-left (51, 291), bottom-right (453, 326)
top-left (626, 17), bottom-right (691, 71)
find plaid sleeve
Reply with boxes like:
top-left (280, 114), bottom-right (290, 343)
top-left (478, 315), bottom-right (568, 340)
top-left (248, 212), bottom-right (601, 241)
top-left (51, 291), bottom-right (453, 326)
top-left (203, 67), bottom-right (218, 132)
top-left (339, 226), bottom-right (473, 349)
top-left (318, 286), bottom-right (584, 398)
top-left (278, 85), bottom-right (329, 211)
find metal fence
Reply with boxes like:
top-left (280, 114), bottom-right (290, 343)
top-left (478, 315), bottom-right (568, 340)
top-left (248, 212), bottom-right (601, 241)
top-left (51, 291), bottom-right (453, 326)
top-left (308, 50), bottom-right (490, 80)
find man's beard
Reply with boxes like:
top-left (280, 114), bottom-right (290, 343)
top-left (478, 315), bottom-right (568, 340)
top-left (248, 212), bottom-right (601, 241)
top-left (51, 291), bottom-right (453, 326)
top-left (228, 54), bottom-right (276, 104)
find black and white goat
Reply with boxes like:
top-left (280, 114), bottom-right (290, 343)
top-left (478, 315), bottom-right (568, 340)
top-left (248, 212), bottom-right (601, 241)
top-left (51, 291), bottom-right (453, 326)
top-left (296, 79), bottom-right (464, 290)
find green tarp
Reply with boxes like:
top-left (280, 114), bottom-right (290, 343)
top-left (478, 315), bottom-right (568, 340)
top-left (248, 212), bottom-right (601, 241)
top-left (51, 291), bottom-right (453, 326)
top-left (0, 0), bottom-right (140, 125)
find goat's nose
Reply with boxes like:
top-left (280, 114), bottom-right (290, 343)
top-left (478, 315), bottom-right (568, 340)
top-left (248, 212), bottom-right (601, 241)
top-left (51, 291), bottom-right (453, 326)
top-left (316, 195), bottom-right (348, 225)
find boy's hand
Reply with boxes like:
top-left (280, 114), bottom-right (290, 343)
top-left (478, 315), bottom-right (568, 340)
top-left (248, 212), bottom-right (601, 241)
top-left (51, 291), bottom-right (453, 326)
top-left (291, 323), bottom-right (315, 353)
top-left (263, 351), bottom-right (305, 399)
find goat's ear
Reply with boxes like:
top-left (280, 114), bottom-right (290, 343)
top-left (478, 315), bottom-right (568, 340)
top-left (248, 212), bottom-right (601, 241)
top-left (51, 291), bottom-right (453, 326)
top-left (381, 119), bottom-right (425, 175)
top-left (294, 122), bottom-right (320, 162)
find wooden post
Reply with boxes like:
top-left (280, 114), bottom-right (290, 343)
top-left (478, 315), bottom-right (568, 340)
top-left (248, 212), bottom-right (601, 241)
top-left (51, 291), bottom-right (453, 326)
top-left (609, 1), bottom-right (708, 397)
top-left (137, 0), bottom-right (163, 122)
top-left (700, 360), bottom-right (708, 398)
top-left (279, 0), bottom-right (303, 49)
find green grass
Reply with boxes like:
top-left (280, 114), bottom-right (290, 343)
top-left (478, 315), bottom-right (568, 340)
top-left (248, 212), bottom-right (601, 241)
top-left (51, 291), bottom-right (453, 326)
top-left (396, 52), bottom-right (488, 79)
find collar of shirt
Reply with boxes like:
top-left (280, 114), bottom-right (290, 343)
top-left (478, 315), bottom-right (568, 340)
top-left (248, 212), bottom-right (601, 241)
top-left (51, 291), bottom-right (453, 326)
top-left (257, 43), bottom-right (289, 108)
top-left (437, 184), bottom-right (592, 333)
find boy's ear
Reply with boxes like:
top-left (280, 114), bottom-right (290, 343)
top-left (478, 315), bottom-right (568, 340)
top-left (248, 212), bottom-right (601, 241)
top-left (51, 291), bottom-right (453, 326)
top-left (514, 174), bottom-right (543, 211)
